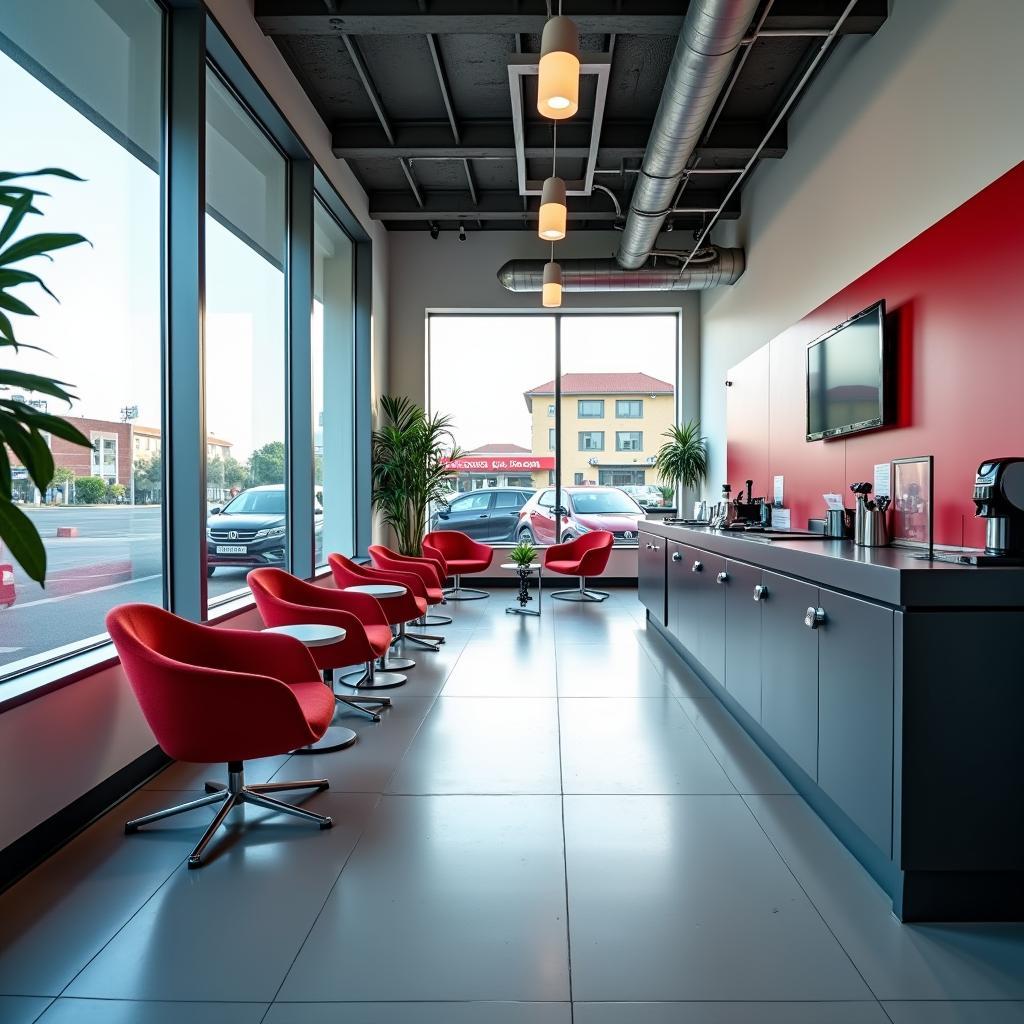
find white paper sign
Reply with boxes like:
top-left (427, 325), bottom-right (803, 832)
top-left (873, 462), bottom-right (891, 498)
top-left (771, 507), bottom-right (791, 530)
top-left (823, 492), bottom-right (845, 511)
top-left (773, 475), bottom-right (784, 507)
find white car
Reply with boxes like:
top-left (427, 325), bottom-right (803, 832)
top-left (623, 484), bottom-right (666, 508)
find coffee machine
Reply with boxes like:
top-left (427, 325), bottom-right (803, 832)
top-left (972, 458), bottom-right (1024, 563)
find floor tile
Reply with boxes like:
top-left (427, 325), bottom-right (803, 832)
top-left (442, 642), bottom-right (558, 697)
top-left (555, 643), bottom-right (671, 698)
top-left (35, 999), bottom-right (267, 1023)
top-left (64, 793), bottom-right (377, 1002)
top-left (745, 795), bottom-right (1024, 1000)
top-left (265, 1002), bottom-right (572, 1024)
top-left (639, 629), bottom-right (715, 699)
top-left (0, 788), bottom-right (227, 996)
top-left (882, 1002), bottom-right (1024, 1023)
top-left (267, 696), bottom-right (436, 792)
top-left (387, 697), bottom-right (561, 794)
top-left (0, 996), bottom-right (52, 1024)
top-left (558, 698), bottom-right (735, 794)
top-left (574, 1003), bottom-right (890, 1023)
top-left (563, 795), bottom-right (872, 1001)
top-left (678, 697), bottom-right (794, 794)
top-left (276, 795), bottom-right (570, 1002)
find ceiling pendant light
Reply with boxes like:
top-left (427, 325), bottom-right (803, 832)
top-left (538, 125), bottom-right (567, 241)
top-left (538, 5), bottom-right (579, 120)
top-left (542, 246), bottom-right (563, 308)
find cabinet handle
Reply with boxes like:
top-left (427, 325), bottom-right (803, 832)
top-left (671, 551), bottom-right (682, 562)
top-left (804, 605), bottom-right (826, 629)
top-left (692, 560), bottom-right (703, 573)
top-left (717, 571), bottom-right (729, 584)
top-left (753, 584), bottom-right (768, 602)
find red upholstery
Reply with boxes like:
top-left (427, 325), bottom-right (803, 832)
top-left (543, 531), bottom-right (614, 578)
top-left (247, 568), bottom-right (392, 672)
top-left (422, 531), bottom-right (493, 576)
top-left (326, 553), bottom-right (429, 621)
top-left (368, 545), bottom-right (446, 593)
top-left (419, 542), bottom-right (447, 579)
top-left (105, 603), bottom-right (334, 764)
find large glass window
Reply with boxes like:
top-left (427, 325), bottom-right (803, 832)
top-left (312, 199), bottom-right (355, 566)
top-left (0, 0), bottom-right (164, 677)
top-left (204, 68), bottom-right (287, 606)
top-left (578, 431), bottom-right (605, 451)
top-left (617, 399), bottom-right (644, 418)
top-left (617, 431), bottom-right (643, 451)
top-left (578, 399), bottom-right (604, 418)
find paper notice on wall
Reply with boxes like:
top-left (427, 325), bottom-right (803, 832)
top-left (771, 507), bottom-right (791, 530)
top-left (773, 475), bottom-right (784, 507)
top-left (823, 493), bottom-right (845, 510)
top-left (874, 462), bottom-right (891, 498)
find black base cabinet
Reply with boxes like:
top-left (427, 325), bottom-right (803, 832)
top-left (637, 522), bottom-right (1024, 922)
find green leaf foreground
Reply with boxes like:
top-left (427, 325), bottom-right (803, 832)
top-left (0, 168), bottom-right (92, 585)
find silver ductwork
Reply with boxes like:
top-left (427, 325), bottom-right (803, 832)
top-left (616, 0), bottom-right (760, 270)
top-left (497, 247), bottom-right (745, 293)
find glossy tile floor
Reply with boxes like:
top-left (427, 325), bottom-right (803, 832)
top-left (3, 588), bottom-right (1024, 1023)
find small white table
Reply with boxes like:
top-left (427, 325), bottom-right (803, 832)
top-left (342, 583), bottom-right (413, 680)
top-left (501, 562), bottom-right (543, 617)
top-left (262, 623), bottom-right (357, 754)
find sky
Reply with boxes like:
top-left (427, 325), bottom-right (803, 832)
top-left (428, 315), bottom-right (678, 452)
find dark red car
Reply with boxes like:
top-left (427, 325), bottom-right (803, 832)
top-left (516, 485), bottom-right (646, 546)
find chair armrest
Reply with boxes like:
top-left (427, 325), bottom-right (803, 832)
top-left (578, 546), bottom-right (611, 576)
top-left (544, 540), bottom-right (576, 564)
top-left (420, 543), bottom-right (447, 578)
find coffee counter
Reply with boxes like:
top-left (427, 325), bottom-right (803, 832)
top-left (639, 522), bottom-right (1024, 921)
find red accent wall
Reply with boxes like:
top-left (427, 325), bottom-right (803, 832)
top-left (726, 161), bottom-right (1024, 550)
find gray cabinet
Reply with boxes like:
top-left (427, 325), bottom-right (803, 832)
top-left (724, 559), bottom-right (763, 722)
top-left (760, 570), bottom-right (820, 780)
top-left (695, 550), bottom-right (727, 682)
top-left (817, 591), bottom-right (894, 856)
top-left (667, 541), bottom-right (700, 654)
top-left (638, 531), bottom-right (667, 625)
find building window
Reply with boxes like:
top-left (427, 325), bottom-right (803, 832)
top-left (578, 399), bottom-right (604, 418)
top-left (579, 431), bottom-right (605, 451)
top-left (547, 403), bottom-right (555, 416)
top-left (600, 469), bottom-right (646, 486)
top-left (205, 67), bottom-right (288, 606)
top-left (548, 428), bottom-right (556, 450)
top-left (574, 472), bottom-right (584, 485)
top-left (0, 0), bottom-right (165, 678)
top-left (312, 199), bottom-right (355, 567)
top-left (616, 431), bottom-right (643, 452)
top-left (617, 399), bottom-right (643, 418)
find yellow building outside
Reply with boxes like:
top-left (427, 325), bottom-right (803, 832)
top-left (523, 373), bottom-right (675, 491)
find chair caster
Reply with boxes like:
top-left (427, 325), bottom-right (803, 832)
top-left (204, 781), bottom-right (227, 794)
top-left (188, 855), bottom-right (202, 869)
top-left (125, 822), bottom-right (139, 835)
top-left (319, 817), bottom-right (334, 830)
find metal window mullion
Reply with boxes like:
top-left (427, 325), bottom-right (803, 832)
top-left (164, 2), bottom-right (206, 621)
top-left (554, 314), bottom-right (562, 543)
top-left (353, 239), bottom-right (373, 556)
top-left (286, 159), bottom-right (315, 580)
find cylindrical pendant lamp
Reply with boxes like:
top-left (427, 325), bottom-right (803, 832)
top-left (542, 259), bottom-right (563, 307)
top-left (538, 15), bottom-right (579, 119)
top-left (538, 176), bottom-right (567, 240)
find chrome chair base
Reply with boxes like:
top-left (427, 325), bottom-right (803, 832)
top-left (323, 667), bottom-right (390, 722)
top-left (340, 659), bottom-right (408, 690)
top-left (419, 613), bottom-right (453, 625)
top-left (128, 762), bottom-right (332, 868)
top-left (444, 575), bottom-right (489, 601)
top-left (550, 576), bottom-right (610, 603)
top-left (290, 724), bottom-right (359, 754)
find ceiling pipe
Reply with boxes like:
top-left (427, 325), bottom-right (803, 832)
top-left (616, 0), bottom-right (760, 270)
top-left (497, 247), bottom-right (745, 293)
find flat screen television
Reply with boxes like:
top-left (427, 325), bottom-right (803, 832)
top-left (806, 300), bottom-right (890, 441)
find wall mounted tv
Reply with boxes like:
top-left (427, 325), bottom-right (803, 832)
top-left (806, 300), bottom-right (891, 441)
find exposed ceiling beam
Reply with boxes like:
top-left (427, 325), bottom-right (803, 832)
top-left (256, 1), bottom-right (887, 37)
top-left (340, 35), bottom-right (394, 145)
top-left (398, 158), bottom-right (425, 208)
top-left (426, 34), bottom-right (460, 144)
top-left (462, 159), bottom-right (479, 206)
top-left (333, 120), bottom-right (785, 163)
top-left (369, 189), bottom-right (740, 221)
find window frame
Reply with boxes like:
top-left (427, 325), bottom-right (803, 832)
top-left (616, 399), bottom-right (643, 418)
top-left (577, 399), bottom-right (604, 418)
top-left (578, 430), bottom-right (605, 452)
top-left (616, 430), bottom-right (644, 452)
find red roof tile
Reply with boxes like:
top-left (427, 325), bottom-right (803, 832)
top-left (524, 372), bottom-right (674, 397)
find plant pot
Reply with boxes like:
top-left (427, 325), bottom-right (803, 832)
top-left (515, 565), bottom-right (532, 607)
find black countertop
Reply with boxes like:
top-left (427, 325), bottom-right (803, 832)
top-left (641, 522), bottom-right (1024, 608)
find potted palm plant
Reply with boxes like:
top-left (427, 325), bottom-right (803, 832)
top-left (371, 395), bottom-right (463, 556)
top-left (654, 419), bottom-right (709, 514)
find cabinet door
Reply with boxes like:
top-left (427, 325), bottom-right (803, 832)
top-left (817, 590), bottom-right (894, 856)
top-left (724, 560), bottom-right (763, 722)
top-left (695, 550), bottom-right (727, 683)
top-left (638, 531), bottom-right (667, 626)
top-left (667, 540), bottom-right (698, 654)
top-left (761, 570), bottom-right (820, 780)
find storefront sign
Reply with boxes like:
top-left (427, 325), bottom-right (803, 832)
top-left (445, 455), bottom-right (554, 472)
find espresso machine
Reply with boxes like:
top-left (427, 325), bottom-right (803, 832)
top-left (971, 458), bottom-right (1024, 564)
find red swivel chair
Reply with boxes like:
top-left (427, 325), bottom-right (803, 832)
top-left (422, 530), bottom-right (493, 600)
top-left (367, 545), bottom-right (453, 641)
top-left (106, 604), bottom-right (334, 869)
top-left (544, 531), bottom-right (614, 602)
top-left (327, 552), bottom-right (441, 657)
top-left (249, 568), bottom-right (406, 706)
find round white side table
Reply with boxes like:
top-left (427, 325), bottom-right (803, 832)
top-left (342, 584), bottom-right (413, 682)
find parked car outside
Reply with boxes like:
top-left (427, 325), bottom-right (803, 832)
top-left (516, 486), bottom-right (646, 546)
top-left (206, 484), bottom-right (323, 576)
top-left (623, 484), bottom-right (666, 508)
top-left (429, 487), bottom-right (535, 543)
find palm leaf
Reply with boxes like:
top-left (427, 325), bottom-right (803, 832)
top-left (655, 419), bottom-right (709, 491)
top-left (0, 498), bottom-right (46, 584)
top-left (0, 231), bottom-right (89, 267)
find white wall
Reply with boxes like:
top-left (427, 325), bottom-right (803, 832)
top-left (0, 0), bottom-right (389, 853)
top-left (700, 0), bottom-right (1024, 489)
top-left (388, 229), bottom-right (702, 423)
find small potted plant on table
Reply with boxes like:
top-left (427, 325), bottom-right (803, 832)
top-left (508, 539), bottom-right (537, 609)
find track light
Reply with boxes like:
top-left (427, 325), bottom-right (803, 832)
top-left (458, 223), bottom-right (467, 242)
top-left (538, 15), bottom-right (580, 120)
top-left (542, 259), bottom-right (563, 308)
top-left (429, 222), bottom-right (440, 239)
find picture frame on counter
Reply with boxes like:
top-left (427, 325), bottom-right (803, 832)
top-left (891, 455), bottom-right (934, 557)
